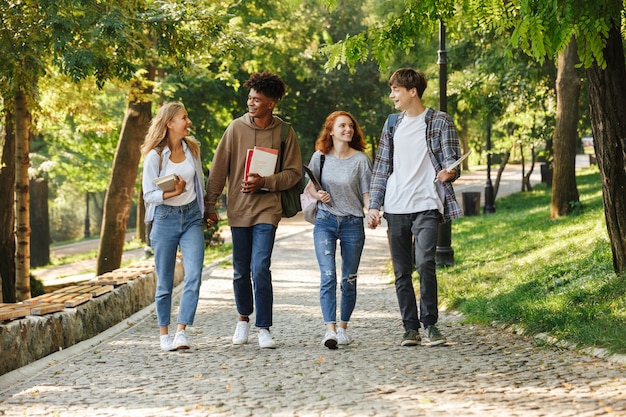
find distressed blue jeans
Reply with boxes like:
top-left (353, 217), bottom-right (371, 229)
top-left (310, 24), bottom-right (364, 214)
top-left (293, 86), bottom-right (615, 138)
top-left (313, 209), bottom-right (365, 324)
top-left (385, 210), bottom-right (440, 331)
top-left (151, 200), bottom-right (204, 327)
top-left (231, 223), bottom-right (277, 329)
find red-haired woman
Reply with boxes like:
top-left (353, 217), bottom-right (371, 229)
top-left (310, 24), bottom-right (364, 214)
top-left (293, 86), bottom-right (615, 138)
top-left (305, 111), bottom-right (372, 349)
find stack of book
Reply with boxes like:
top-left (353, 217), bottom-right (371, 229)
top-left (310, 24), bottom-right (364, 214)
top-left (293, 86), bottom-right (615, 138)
top-left (153, 174), bottom-right (179, 192)
top-left (245, 147), bottom-right (278, 190)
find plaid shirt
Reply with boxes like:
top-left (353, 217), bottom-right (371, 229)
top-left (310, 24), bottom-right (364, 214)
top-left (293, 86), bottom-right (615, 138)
top-left (369, 108), bottom-right (463, 223)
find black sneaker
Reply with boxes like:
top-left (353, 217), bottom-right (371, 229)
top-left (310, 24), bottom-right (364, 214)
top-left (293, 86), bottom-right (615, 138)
top-left (422, 325), bottom-right (446, 346)
top-left (401, 329), bottom-right (420, 346)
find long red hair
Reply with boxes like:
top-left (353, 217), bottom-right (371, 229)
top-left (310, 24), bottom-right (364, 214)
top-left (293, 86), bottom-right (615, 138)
top-left (315, 111), bottom-right (366, 154)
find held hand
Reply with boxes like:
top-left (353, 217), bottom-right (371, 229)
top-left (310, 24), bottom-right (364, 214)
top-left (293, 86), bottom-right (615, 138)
top-left (241, 173), bottom-right (265, 194)
top-left (205, 212), bottom-right (219, 228)
top-left (317, 189), bottom-right (331, 204)
top-left (367, 209), bottom-right (381, 229)
top-left (435, 168), bottom-right (456, 183)
top-left (174, 176), bottom-right (187, 195)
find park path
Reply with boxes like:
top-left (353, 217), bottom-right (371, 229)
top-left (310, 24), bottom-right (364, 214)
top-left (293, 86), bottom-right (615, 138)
top-left (33, 163), bottom-right (542, 287)
top-left (1, 211), bottom-right (625, 416)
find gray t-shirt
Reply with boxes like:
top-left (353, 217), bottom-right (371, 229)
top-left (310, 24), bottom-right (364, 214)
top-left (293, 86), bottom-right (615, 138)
top-left (308, 151), bottom-right (372, 218)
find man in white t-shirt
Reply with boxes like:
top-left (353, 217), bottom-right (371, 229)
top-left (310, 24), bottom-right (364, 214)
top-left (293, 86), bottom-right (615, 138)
top-left (367, 68), bottom-right (462, 347)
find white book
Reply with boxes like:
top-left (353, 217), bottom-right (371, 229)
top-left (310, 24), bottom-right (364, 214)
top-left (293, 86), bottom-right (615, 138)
top-left (153, 174), bottom-right (178, 192)
top-left (246, 146), bottom-right (278, 180)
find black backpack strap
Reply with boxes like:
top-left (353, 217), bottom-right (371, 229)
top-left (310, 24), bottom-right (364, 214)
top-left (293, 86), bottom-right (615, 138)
top-left (386, 113), bottom-right (400, 175)
top-left (279, 121), bottom-right (291, 171)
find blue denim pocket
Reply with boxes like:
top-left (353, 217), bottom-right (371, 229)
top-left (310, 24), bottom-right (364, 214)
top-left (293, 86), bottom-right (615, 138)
top-left (154, 205), bottom-right (173, 221)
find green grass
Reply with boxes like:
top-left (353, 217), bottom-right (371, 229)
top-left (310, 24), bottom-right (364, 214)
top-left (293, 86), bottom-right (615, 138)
top-left (46, 237), bottom-right (146, 266)
top-left (439, 166), bottom-right (626, 354)
top-left (205, 243), bottom-right (233, 264)
top-left (36, 224), bottom-right (232, 278)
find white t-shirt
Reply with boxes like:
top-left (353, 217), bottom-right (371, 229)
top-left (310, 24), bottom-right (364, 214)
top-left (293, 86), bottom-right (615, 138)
top-left (162, 158), bottom-right (196, 206)
top-left (383, 112), bottom-right (443, 214)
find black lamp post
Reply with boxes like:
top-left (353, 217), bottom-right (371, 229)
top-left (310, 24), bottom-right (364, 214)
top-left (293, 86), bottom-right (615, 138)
top-left (484, 122), bottom-right (496, 214)
top-left (435, 19), bottom-right (454, 267)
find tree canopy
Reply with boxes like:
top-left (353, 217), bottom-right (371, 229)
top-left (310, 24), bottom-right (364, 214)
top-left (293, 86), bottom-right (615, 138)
top-left (321, 0), bottom-right (626, 273)
top-left (2, 0), bottom-right (624, 302)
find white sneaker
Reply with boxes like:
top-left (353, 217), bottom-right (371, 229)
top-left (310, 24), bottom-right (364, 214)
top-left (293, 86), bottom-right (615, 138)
top-left (232, 321), bottom-right (250, 345)
top-left (258, 329), bottom-right (276, 349)
top-left (337, 328), bottom-right (352, 345)
top-left (160, 335), bottom-right (175, 352)
top-left (322, 330), bottom-right (338, 349)
top-left (173, 330), bottom-right (189, 350)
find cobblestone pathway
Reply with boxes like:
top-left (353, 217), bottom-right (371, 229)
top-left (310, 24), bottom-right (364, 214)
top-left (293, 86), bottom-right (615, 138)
top-left (1, 222), bottom-right (625, 416)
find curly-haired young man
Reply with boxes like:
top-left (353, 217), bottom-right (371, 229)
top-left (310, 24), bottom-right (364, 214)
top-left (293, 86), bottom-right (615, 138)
top-left (206, 72), bottom-right (302, 349)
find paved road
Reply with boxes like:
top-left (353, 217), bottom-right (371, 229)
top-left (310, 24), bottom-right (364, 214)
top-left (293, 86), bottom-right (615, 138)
top-left (2, 213), bottom-right (625, 416)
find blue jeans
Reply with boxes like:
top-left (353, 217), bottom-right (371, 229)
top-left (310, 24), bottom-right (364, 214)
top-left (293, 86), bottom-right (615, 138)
top-left (313, 210), bottom-right (365, 324)
top-left (231, 223), bottom-right (277, 329)
top-left (385, 210), bottom-right (440, 331)
top-left (151, 200), bottom-right (205, 327)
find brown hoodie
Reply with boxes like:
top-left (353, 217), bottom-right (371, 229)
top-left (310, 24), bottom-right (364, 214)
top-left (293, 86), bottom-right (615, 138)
top-left (206, 114), bottom-right (302, 227)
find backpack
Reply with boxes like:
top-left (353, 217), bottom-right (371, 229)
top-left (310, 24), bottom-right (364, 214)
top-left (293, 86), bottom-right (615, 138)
top-left (279, 122), bottom-right (306, 218)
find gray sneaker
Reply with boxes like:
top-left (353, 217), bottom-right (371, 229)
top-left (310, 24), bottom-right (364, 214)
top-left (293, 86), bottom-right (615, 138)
top-left (422, 325), bottom-right (446, 346)
top-left (401, 329), bottom-right (420, 346)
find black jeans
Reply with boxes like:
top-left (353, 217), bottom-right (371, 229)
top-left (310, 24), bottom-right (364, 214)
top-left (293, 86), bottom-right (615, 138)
top-left (385, 210), bottom-right (440, 331)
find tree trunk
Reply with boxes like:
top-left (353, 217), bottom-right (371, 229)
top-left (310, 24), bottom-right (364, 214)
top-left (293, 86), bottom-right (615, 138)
top-left (97, 68), bottom-right (155, 275)
top-left (84, 192), bottom-right (91, 238)
top-left (586, 25), bottom-right (626, 274)
top-left (93, 191), bottom-right (104, 230)
top-left (493, 150), bottom-right (511, 199)
top-left (523, 142), bottom-right (536, 192)
top-left (519, 140), bottom-right (528, 192)
top-left (551, 37), bottom-right (581, 218)
top-left (30, 177), bottom-right (50, 268)
top-left (14, 87), bottom-right (31, 301)
top-left (0, 107), bottom-right (16, 303)
top-left (136, 188), bottom-right (147, 244)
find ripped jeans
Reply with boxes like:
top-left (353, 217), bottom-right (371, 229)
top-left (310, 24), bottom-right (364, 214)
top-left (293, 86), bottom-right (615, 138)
top-left (313, 209), bottom-right (365, 324)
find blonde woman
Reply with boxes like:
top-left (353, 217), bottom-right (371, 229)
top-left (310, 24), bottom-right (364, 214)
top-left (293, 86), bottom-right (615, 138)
top-left (141, 102), bottom-right (206, 352)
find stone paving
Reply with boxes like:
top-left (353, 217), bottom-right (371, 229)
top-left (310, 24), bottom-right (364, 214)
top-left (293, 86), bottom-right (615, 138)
top-left (1, 216), bottom-right (626, 416)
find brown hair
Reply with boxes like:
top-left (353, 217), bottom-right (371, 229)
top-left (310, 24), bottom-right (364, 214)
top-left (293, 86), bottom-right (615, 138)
top-left (389, 68), bottom-right (428, 98)
top-left (315, 111), bottom-right (366, 154)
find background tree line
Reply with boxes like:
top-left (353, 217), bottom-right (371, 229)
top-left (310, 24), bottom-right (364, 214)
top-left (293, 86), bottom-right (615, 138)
top-left (2, 0), bottom-right (622, 303)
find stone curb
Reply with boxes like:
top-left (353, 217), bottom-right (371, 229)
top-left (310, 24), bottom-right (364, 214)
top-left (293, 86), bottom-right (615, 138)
top-left (0, 261), bottom-right (183, 376)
